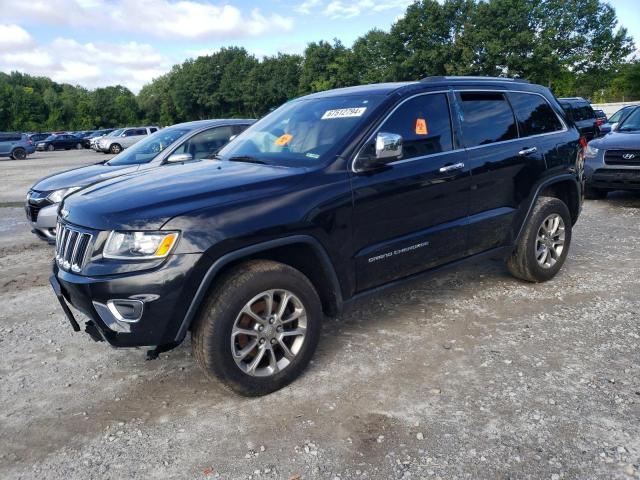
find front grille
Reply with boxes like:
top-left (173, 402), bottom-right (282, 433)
top-left (604, 150), bottom-right (640, 166)
top-left (55, 221), bottom-right (93, 272)
top-left (26, 205), bottom-right (41, 221)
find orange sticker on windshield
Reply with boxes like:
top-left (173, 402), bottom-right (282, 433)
top-left (275, 134), bottom-right (293, 146)
top-left (415, 118), bottom-right (428, 135)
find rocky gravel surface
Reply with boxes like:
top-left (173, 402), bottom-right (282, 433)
top-left (0, 189), bottom-right (638, 479)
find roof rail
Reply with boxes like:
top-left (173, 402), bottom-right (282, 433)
top-left (420, 75), bottom-right (530, 84)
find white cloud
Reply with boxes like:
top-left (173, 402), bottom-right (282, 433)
top-left (0, 24), bottom-right (36, 52)
top-left (0, 0), bottom-right (294, 39)
top-left (296, 0), bottom-right (411, 18)
top-left (0, 33), bottom-right (170, 92)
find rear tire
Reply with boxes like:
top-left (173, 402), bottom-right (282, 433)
top-left (585, 185), bottom-right (607, 200)
top-left (191, 260), bottom-right (322, 396)
top-left (11, 148), bottom-right (26, 160)
top-left (109, 143), bottom-right (122, 154)
top-left (507, 196), bottom-right (572, 283)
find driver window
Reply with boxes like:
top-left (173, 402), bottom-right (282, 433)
top-left (380, 93), bottom-right (453, 160)
top-left (173, 126), bottom-right (234, 160)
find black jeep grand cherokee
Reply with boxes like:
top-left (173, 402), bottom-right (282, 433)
top-left (51, 77), bottom-right (584, 396)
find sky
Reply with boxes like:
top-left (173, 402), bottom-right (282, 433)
top-left (0, 0), bottom-right (637, 93)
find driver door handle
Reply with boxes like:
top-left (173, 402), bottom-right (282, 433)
top-left (439, 162), bottom-right (465, 173)
top-left (518, 146), bottom-right (538, 156)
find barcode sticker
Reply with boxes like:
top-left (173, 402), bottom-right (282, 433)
top-left (321, 107), bottom-right (367, 120)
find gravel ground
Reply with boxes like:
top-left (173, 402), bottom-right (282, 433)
top-left (0, 154), bottom-right (638, 479)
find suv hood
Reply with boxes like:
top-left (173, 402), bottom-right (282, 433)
top-left (589, 131), bottom-right (640, 150)
top-left (61, 160), bottom-right (305, 231)
top-left (32, 163), bottom-right (139, 192)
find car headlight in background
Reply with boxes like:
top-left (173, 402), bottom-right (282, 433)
top-left (47, 186), bottom-right (81, 203)
top-left (585, 145), bottom-right (599, 159)
top-left (103, 231), bottom-right (179, 260)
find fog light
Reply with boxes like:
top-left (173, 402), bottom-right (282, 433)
top-left (107, 299), bottom-right (144, 323)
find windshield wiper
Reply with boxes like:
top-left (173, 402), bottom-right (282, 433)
top-left (227, 155), bottom-right (266, 164)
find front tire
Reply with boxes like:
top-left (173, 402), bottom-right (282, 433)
top-left (507, 196), bottom-right (572, 282)
top-left (109, 143), bottom-right (122, 154)
top-left (76, 142), bottom-right (82, 149)
top-left (47, 144), bottom-right (54, 151)
top-left (11, 148), bottom-right (26, 160)
top-left (191, 260), bottom-right (322, 396)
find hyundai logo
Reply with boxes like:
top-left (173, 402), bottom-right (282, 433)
top-left (622, 153), bottom-right (636, 160)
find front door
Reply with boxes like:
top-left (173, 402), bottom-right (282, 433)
top-left (351, 92), bottom-right (471, 291)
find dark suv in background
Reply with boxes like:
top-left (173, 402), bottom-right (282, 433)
top-left (559, 97), bottom-right (599, 140)
top-left (51, 77), bottom-right (583, 396)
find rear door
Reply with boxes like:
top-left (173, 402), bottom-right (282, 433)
top-left (456, 90), bottom-right (545, 255)
top-left (351, 91), bottom-right (471, 291)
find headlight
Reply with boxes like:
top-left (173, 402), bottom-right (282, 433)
top-left (585, 145), bottom-right (599, 159)
top-left (103, 231), bottom-right (179, 260)
top-left (47, 186), bottom-right (81, 203)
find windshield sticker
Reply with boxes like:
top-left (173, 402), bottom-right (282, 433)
top-left (321, 107), bottom-right (367, 120)
top-left (415, 118), bottom-right (428, 135)
top-left (305, 153), bottom-right (320, 159)
top-left (275, 133), bottom-right (293, 146)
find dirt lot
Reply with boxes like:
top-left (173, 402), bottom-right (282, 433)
top-left (0, 151), bottom-right (638, 479)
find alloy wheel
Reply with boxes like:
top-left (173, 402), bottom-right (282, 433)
top-left (535, 213), bottom-right (565, 268)
top-left (230, 289), bottom-right (307, 377)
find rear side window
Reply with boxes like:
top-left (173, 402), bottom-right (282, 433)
top-left (573, 105), bottom-right (595, 121)
top-left (457, 92), bottom-right (517, 147)
top-left (379, 93), bottom-right (453, 159)
top-left (0, 133), bottom-right (23, 142)
top-left (508, 92), bottom-right (563, 136)
top-left (149, 127), bottom-right (158, 133)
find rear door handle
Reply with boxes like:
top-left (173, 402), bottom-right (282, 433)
top-left (518, 147), bottom-right (538, 156)
top-left (439, 162), bottom-right (465, 173)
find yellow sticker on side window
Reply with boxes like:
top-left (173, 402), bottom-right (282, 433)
top-left (415, 118), bottom-right (428, 135)
top-left (275, 134), bottom-right (293, 146)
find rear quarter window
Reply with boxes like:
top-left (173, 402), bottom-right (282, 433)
top-left (508, 92), bottom-right (564, 136)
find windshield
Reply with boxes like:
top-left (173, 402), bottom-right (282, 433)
top-left (609, 107), bottom-right (632, 124)
top-left (217, 95), bottom-right (384, 166)
top-left (45, 135), bottom-right (58, 141)
top-left (107, 126), bottom-right (191, 166)
top-left (618, 108), bottom-right (640, 132)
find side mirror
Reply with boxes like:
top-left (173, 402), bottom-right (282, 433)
top-left (611, 122), bottom-right (619, 132)
top-left (355, 132), bottom-right (403, 171)
top-left (166, 152), bottom-right (193, 163)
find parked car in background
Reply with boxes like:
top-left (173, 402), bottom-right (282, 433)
top-left (86, 128), bottom-right (116, 149)
top-left (598, 105), bottom-right (638, 135)
top-left (36, 134), bottom-right (84, 151)
top-left (0, 132), bottom-right (35, 159)
top-left (28, 132), bottom-right (50, 144)
top-left (584, 107), bottom-right (640, 199)
top-left (559, 97), bottom-right (599, 140)
top-left (26, 119), bottom-right (252, 242)
top-left (50, 77), bottom-right (583, 396)
top-left (98, 126), bottom-right (159, 154)
top-left (593, 109), bottom-right (607, 133)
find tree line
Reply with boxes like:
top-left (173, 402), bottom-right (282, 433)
top-left (1, 0), bottom-right (638, 132)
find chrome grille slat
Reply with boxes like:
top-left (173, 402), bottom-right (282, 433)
top-left (55, 222), bottom-right (94, 273)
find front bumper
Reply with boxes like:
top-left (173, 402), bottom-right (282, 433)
top-left (52, 252), bottom-right (208, 347)
top-left (585, 151), bottom-right (640, 190)
top-left (25, 196), bottom-right (58, 242)
top-left (589, 168), bottom-right (640, 190)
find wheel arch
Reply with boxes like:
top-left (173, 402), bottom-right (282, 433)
top-left (174, 235), bottom-right (343, 343)
top-left (515, 174), bottom-right (581, 243)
